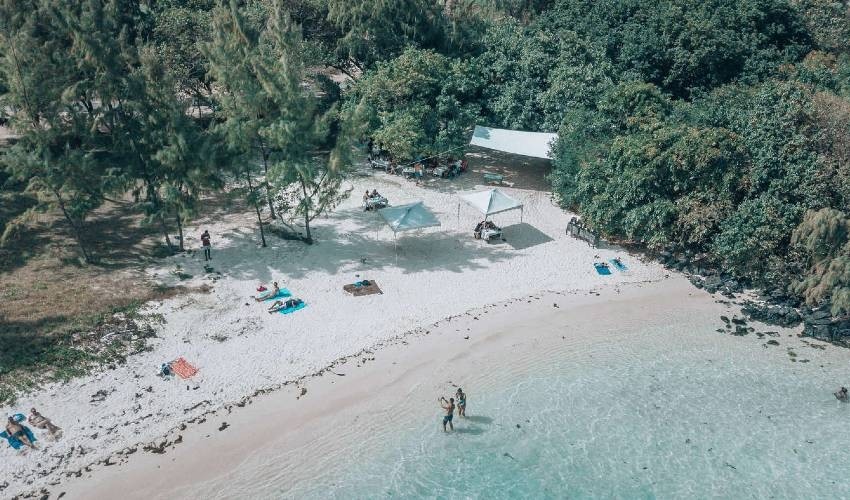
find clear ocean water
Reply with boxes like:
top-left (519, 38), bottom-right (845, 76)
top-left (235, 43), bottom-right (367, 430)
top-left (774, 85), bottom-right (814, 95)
top-left (184, 305), bottom-right (850, 500)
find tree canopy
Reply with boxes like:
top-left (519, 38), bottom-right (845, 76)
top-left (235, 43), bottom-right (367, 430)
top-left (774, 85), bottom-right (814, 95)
top-left (1, 0), bottom-right (849, 313)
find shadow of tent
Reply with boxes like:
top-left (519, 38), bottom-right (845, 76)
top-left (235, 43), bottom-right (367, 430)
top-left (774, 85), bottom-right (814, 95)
top-left (502, 223), bottom-right (554, 250)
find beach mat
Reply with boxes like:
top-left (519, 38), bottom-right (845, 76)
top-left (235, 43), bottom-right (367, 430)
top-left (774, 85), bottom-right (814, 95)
top-left (171, 357), bottom-right (198, 379)
top-left (343, 280), bottom-right (383, 297)
top-left (278, 302), bottom-right (307, 315)
top-left (258, 288), bottom-right (292, 301)
top-left (1, 426), bottom-right (36, 450)
top-left (609, 258), bottom-right (628, 272)
top-left (594, 263), bottom-right (611, 275)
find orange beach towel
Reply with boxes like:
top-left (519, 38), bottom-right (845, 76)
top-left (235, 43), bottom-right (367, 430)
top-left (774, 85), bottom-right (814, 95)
top-left (171, 357), bottom-right (198, 379)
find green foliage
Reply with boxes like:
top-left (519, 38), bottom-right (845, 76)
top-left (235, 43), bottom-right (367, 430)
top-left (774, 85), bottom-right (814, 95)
top-left (545, 1), bottom-right (848, 308)
top-left (327, 0), bottom-right (448, 69)
top-left (478, 19), bottom-right (614, 130)
top-left (342, 48), bottom-right (481, 160)
top-left (791, 208), bottom-right (850, 314)
top-left (206, 0), bottom-right (351, 243)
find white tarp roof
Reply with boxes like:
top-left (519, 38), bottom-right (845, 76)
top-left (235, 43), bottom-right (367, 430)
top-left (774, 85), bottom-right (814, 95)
top-left (460, 189), bottom-right (523, 217)
top-left (378, 201), bottom-right (441, 233)
top-left (469, 125), bottom-right (558, 159)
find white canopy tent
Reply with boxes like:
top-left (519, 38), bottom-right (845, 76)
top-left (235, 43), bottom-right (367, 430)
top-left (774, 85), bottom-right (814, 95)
top-left (458, 188), bottom-right (524, 224)
top-left (378, 201), bottom-right (441, 253)
top-left (469, 125), bottom-right (558, 159)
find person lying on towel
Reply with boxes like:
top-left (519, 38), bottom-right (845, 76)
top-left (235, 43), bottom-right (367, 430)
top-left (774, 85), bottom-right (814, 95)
top-left (254, 282), bottom-right (280, 301)
top-left (268, 298), bottom-right (303, 313)
top-left (5, 416), bottom-right (36, 449)
top-left (28, 408), bottom-right (61, 437)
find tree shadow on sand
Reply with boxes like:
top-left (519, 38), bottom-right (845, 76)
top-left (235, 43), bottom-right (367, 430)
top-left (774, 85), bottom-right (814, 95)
top-left (198, 205), bottom-right (525, 282)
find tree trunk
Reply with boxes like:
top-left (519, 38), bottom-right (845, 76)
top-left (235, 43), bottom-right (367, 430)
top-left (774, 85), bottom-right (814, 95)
top-left (260, 145), bottom-right (277, 219)
top-left (158, 214), bottom-right (174, 252)
top-left (299, 174), bottom-right (313, 244)
top-left (52, 189), bottom-right (93, 263)
top-left (175, 212), bottom-right (184, 252)
top-left (246, 167), bottom-right (267, 247)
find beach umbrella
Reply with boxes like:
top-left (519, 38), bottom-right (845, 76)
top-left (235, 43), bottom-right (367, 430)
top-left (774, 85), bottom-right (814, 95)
top-left (377, 201), bottom-right (441, 254)
top-left (458, 188), bottom-right (524, 228)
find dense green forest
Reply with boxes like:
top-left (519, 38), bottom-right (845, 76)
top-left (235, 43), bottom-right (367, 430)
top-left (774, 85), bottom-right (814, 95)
top-left (1, 0), bottom-right (848, 314)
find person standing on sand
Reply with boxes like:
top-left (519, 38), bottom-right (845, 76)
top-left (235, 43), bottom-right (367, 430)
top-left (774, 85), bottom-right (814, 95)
top-left (455, 388), bottom-right (467, 418)
top-left (201, 230), bottom-right (211, 261)
top-left (439, 397), bottom-right (455, 432)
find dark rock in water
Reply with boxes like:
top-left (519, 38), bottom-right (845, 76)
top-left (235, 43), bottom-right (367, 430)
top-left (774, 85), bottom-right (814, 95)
top-left (741, 301), bottom-right (802, 327)
top-left (720, 315), bottom-right (730, 323)
top-left (731, 317), bottom-right (747, 325)
top-left (704, 276), bottom-right (722, 287)
top-left (810, 309), bottom-right (831, 321)
top-left (766, 340), bottom-right (779, 346)
top-left (732, 325), bottom-right (749, 336)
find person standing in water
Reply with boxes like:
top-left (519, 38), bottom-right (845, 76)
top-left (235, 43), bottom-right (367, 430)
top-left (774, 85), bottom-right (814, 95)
top-left (201, 230), bottom-right (211, 261)
top-left (439, 396), bottom-right (455, 432)
top-left (455, 388), bottom-right (467, 418)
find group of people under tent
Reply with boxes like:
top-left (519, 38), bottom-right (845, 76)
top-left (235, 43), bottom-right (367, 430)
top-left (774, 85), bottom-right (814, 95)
top-left (366, 139), bottom-right (468, 181)
top-left (473, 219), bottom-right (502, 240)
top-left (362, 189), bottom-right (389, 211)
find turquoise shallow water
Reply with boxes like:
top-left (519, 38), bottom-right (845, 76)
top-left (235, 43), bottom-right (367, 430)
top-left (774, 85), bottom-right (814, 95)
top-left (182, 297), bottom-right (850, 500)
top-left (290, 332), bottom-right (847, 498)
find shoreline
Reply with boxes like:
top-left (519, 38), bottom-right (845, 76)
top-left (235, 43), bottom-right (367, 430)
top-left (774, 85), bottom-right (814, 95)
top-left (50, 275), bottom-right (845, 499)
top-left (3, 174), bottom-right (669, 497)
top-left (55, 278), bottom-right (679, 499)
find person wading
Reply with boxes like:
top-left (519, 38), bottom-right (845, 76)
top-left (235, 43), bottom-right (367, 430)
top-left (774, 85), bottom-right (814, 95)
top-left (439, 396), bottom-right (455, 432)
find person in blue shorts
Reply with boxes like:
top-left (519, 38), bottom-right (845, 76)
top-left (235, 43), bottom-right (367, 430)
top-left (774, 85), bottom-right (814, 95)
top-left (439, 396), bottom-right (455, 432)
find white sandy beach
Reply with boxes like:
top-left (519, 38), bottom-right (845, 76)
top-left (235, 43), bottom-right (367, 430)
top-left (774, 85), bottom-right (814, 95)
top-left (53, 277), bottom-right (850, 499)
top-left (0, 159), bottom-right (667, 497)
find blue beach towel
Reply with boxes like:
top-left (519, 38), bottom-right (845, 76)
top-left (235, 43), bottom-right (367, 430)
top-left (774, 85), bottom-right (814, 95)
top-left (258, 288), bottom-right (291, 301)
top-left (278, 302), bottom-right (307, 315)
top-left (12, 413), bottom-right (25, 423)
top-left (609, 258), bottom-right (628, 272)
top-left (594, 262), bottom-right (612, 275)
top-left (1, 426), bottom-right (36, 450)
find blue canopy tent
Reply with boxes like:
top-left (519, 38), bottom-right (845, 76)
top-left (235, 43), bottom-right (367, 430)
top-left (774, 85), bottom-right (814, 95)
top-left (378, 201), bottom-right (441, 254)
